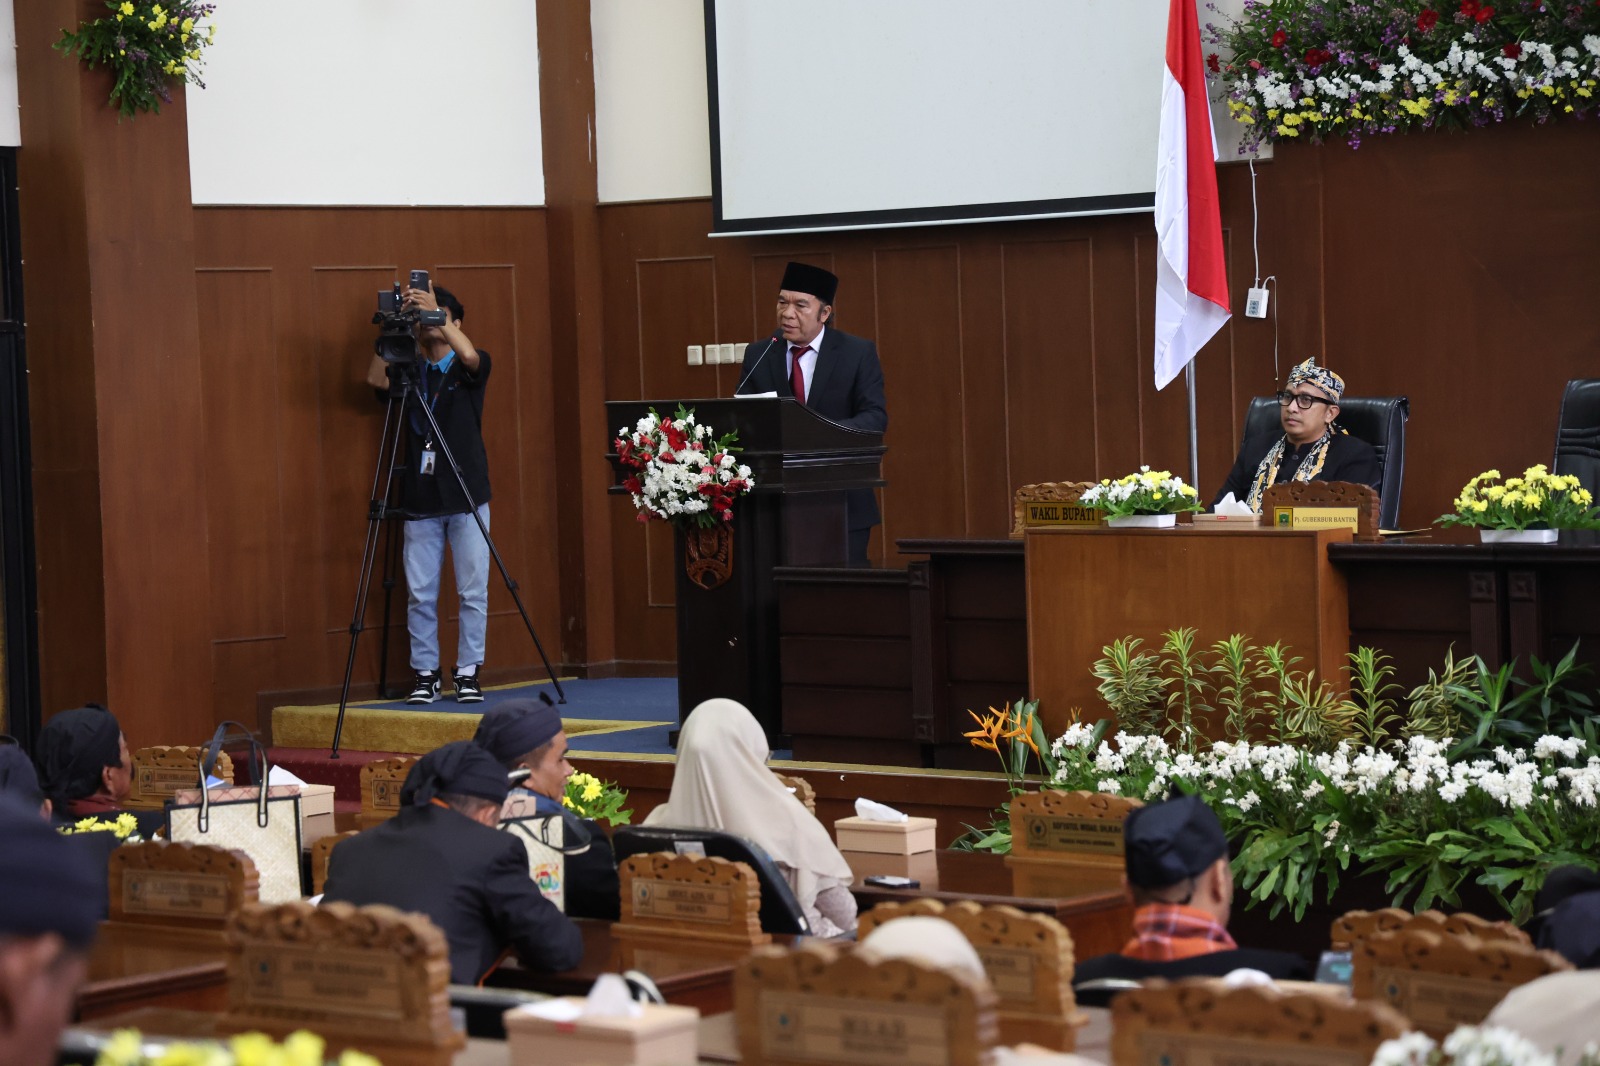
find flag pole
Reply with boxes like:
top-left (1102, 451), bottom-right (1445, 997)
top-left (1185, 361), bottom-right (1199, 489)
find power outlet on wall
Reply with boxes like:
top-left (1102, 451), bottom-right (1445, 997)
top-left (1245, 287), bottom-right (1270, 319)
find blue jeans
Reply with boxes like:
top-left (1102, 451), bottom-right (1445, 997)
top-left (404, 503), bottom-right (490, 674)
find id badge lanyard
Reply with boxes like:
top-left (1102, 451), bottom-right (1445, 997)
top-left (412, 350), bottom-right (456, 475)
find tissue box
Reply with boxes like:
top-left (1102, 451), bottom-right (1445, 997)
top-left (1191, 513), bottom-right (1261, 527)
top-left (504, 999), bottom-right (699, 1066)
top-left (834, 815), bottom-right (937, 855)
top-left (298, 783), bottom-right (336, 845)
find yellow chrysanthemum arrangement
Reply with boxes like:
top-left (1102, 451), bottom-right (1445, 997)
top-left (1437, 464), bottom-right (1600, 531)
top-left (93, 1028), bottom-right (380, 1066)
top-left (559, 771), bottom-right (632, 827)
top-left (1077, 465), bottom-right (1202, 519)
top-left (55, 0), bottom-right (216, 118)
top-left (59, 812), bottom-right (142, 840)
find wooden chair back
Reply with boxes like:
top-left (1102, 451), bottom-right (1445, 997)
top-left (860, 898), bottom-right (1083, 1051)
top-left (773, 772), bottom-right (816, 814)
top-left (736, 939), bottom-right (998, 1066)
top-left (1111, 979), bottom-right (1409, 1066)
top-left (1351, 927), bottom-right (1571, 1038)
top-left (613, 852), bottom-right (770, 947)
top-left (1331, 907), bottom-right (1530, 952)
top-left (359, 756), bottom-right (417, 828)
top-left (107, 840), bottom-right (258, 931)
top-left (126, 746), bottom-right (235, 810)
top-left (309, 829), bottom-right (362, 896)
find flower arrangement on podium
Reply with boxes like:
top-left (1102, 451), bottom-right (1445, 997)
top-left (1077, 466), bottom-right (1202, 528)
top-left (614, 405), bottom-right (754, 589)
top-left (1437, 464), bottom-right (1600, 543)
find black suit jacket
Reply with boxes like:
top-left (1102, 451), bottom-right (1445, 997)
top-left (1212, 430), bottom-right (1381, 509)
top-left (1073, 947), bottom-right (1313, 1007)
top-left (322, 803), bottom-right (584, 985)
top-left (737, 327), bottom-right (888, 529)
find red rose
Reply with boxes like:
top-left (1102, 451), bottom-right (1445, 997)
top-left (1271, 30), bottom-right (1287, 48)
top-left (623, 477), bottom-right (641, 495)
top-left (1503, 41), bottom-right (1522, 57)
top-left (1416, 9), bottom-right (1439, 29)
top-left (1476, 5), bottom-right (1494, 20)
top-left (1206, 52), bottom-right (1220, 73)
top-left (1459, 0), bottom-right (1477, 16)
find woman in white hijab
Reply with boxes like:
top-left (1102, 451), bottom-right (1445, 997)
top-left (644, 698), bottom-right (858, 937)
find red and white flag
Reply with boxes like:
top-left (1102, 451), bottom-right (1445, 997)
top-left (1153, 0), bottom-right (1230, 391)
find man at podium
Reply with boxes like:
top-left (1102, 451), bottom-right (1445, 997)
top-left (736, 261), bottom-right (888, 566)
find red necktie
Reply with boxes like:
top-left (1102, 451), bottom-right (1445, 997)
top-left (790, 345), bottom-right (810, 405)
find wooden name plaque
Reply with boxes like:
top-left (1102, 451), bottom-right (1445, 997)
top-left (1261, 481), bottom-right (1380, 541)
top-left (736, 940), bottom-right (998, 1066)
top-left (359, 756), bottom-right (417, 828)
top-left (1329, 908), bottom-right (1529, 952)
top-left (126, 746), bottom-right (235, 810)
top-left (614, 852), bottom-right (769, 947)
top-left (1011, 481), bottom-right (1098, 537)
top-left (222, 901), bottom-right (461, 1065)
top-left (1351, 928), bottom-right (1570, 1038)
top-left (108, 841), bottom-right (258, 929)
top-left (1110, 979), bottom-right (1408, 1066)
top-left (1008, 790), bottom-right (1142, 868)
top-left (859, 899), bottom-right (1084, 1051)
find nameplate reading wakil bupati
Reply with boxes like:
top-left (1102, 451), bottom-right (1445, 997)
top-left (760, 990), bottom-right (949, 1066)
top-left (238, 945), bottom-right (405, 1023)
top-left (122, 869), bottom-right (230, 918)
top-left (1138, 1031), bottom-right (1366, 1066)
top-left (631, 878), bottom-right (733, 923)
top-left (1369, 966), bottom-right (1508, 1031)
top-left (1271, 506), bottom-right (1359, 531)
top-left (1023, 501), bottom-right (1101, 528)
top-left (1021, 815), bottom-right (1125, 856)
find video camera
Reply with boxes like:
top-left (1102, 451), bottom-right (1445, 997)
top-left (372, 270), bottom-right (447, 365)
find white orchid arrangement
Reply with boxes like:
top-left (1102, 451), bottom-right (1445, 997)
top-left (613, 405), bottom-right (754, 529)
top-left (1077, 466), bottom-right (1202, 518)
top-left (1048, 725), bottom-right (1600, 921)
top-left (1373, 1025), bottom-right (1599, 1066)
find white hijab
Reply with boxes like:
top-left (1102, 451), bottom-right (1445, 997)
top-left (644, 698), bottom-right (854, 909)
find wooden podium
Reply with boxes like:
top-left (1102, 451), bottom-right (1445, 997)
top-left (605, 397), bottom-right (884, 741)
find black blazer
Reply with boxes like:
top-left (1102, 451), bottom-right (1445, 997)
top-left (322, 803), bottom-right (584, 985)
top-left (737, 327), bottom-right (888, 529)
top-left (1212, 430), bottom-right (1381, 509)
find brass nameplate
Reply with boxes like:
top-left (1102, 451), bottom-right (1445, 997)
top-left (631, 878), bottom-right (733, 923)
top-left (137, 766), bottom-right (205, 794)
top-left (1023, 502), bottom-right (1101, 528)
top-left (975, 944), bottom-right (1035, 1000)
top-left (760, 990), bottom-right (949, 1066)
top-left (370, 780), bottom-right (402, 810)
top-left (238, 945), bottom-right (406, 1024)
top-left (1271, 506), bottom-right (1359, 531)
top-left (122, 869), bottom-right (230, 918)
top-left (1020, 815), bottom-right (1125, 856)
top-left (1139, 1031), bottom-right (1365, 1066)
top-left (1369, 966), bottom-right (1507, 1030)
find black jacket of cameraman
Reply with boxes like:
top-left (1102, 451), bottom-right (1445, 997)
top-left (381, 350), bottom-right (493, 519)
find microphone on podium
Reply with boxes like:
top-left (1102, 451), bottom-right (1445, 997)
top-left (734, 330), bottom-right (784, 395)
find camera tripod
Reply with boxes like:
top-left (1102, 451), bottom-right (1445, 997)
top-left (329, 358), bottom-right (565, 757)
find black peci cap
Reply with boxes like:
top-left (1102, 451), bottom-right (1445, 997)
top-left (1123, 793), bottom-right (1230, 890)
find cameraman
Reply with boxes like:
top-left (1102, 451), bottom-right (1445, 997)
top-left (365, 282), bottom-right (492, 704)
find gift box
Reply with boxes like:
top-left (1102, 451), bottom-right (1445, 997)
top-left (504, 999), bottom-right (700, 1066)
top-left (834, 815), bottom-right (937, 855)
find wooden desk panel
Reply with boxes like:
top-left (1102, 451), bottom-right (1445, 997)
top-left (79, 922), bottom-right (230, 1020)
top-left (1026, 527), bottom-right (1351, 737)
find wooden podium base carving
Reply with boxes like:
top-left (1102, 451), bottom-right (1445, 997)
top-left (684, 523), bottom-right (734, 590)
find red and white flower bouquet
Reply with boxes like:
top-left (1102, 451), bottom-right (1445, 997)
top-left (614, 405), bottom-right (754, 528)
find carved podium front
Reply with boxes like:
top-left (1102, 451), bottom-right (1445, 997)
top-left (606, 397), bottom-right (885, 741)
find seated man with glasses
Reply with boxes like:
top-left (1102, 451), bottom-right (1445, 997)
top-left (1211, 358), bottom-right (1381, 512)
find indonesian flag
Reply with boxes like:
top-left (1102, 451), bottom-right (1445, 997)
top-left (1153, 0), bottom-right (1230, 391)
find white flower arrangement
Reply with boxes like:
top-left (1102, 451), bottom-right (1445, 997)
top-left (1078, 466), bottom-right (1202, 519)
top-left (613, 405), bottom-right (754, 529)
top-left (1373, 1024), bottom-right (1599, 1066)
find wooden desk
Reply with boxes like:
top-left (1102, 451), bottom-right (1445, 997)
top-left (485, 917), bottom-right (795, 1016)
top-left (79, 922), bottom-right (230, 1021)
top-left (1026, 526), bottom-right (1351, 737)
top-left (844, 849), bottom-right (1134, 959)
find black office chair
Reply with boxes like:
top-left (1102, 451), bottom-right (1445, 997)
top-left (1072, 947), bottom-right (1313, 1007)
top-left (1553, 379), bottom-right (1600, 497)
top-left (612, 824), bottom-right (811, 936)
top-left (1242, 395), bottom-right (1410, 529)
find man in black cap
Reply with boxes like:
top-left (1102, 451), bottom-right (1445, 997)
top-left (322, 740), bottom-right (584, 985)
top-left (33, 704), bottom-right (164, 839)
top-left (474, 697), bottom-right (621, 920)
top-left (736, 261), bottom-right (888, 566)
top-left (1072, 794), bottom-right (1308, 997)
top-left (0, 796), bottom-right (103, 1066)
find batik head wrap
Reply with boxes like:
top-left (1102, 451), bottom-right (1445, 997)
top-left (1286, 358), bottom-right (1345, 402)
